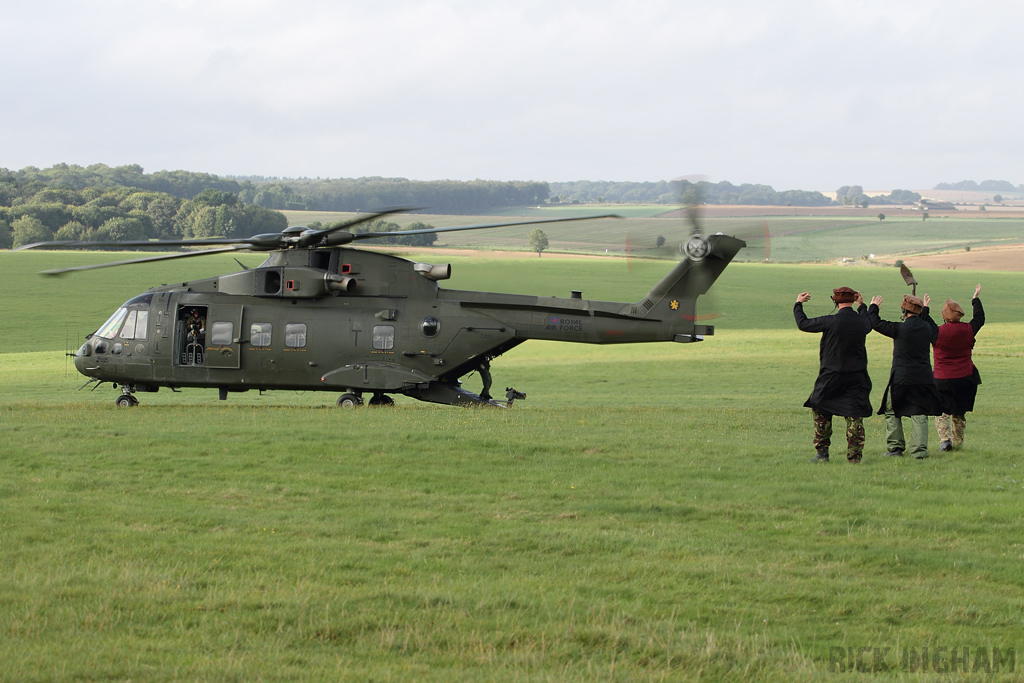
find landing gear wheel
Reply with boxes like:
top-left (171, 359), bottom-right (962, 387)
top-left (115, 394), bottom-right (139, 407)
top-left (337, 393), bottom-right (362, 409)
top-left (368, 394), bottom-right (395, 407)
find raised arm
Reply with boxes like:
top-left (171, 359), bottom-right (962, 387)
top-left (920, 304), bottom-right (939, 343)
top-left (971, 284), bottom-right (985, 334)
top-left (868, 297), bottom-right (900, 339)
top-left (794, 292), bottom-right (833, 333)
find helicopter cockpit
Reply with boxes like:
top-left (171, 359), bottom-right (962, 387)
top-left (78, 294), bottom-right (152, 357)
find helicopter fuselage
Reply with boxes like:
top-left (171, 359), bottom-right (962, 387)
top-left (74, 236), bottom-right (745, 406)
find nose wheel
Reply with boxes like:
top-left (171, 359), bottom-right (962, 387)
top-left (115, 385), bottom-right (140, 407)
top-left (115, 393), bottom-right (140, 407)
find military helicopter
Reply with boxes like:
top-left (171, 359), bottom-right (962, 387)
top-left (17, 209), bottom-right (745, 407)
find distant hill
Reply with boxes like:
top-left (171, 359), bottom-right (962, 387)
top-left (934, 179), bottom-right (1023, 193)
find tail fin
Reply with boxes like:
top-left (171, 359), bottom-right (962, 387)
top-left (636, 234), bottom-right (745, 317)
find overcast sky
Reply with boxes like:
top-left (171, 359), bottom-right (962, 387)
top-left (4, 0), bottom-right (1021, 191)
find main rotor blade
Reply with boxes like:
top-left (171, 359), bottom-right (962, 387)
top-left (40, 246), bottom-right (251, 276)
top-left (297, 207), bottom-right (423, 247)
top-left (22, 210), bottom-right (621, 275)
top-left (322, 206), bottom-right (422, 234)
top-left (17, 208), bottom-right (423, 254)
top-left (351, 213), bottom-right (622, 240)
top-left (14, 237), bottom-right (251, 251)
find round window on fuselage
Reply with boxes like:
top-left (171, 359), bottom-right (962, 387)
top-left (421, 316), bottom-right (440, 337)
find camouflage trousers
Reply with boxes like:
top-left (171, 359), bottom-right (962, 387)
top-left (813, 411), bottom-right (865, 462)
top-left (935, 413), bottom-right (967, 447)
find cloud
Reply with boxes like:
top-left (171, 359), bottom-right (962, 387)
top-left (3, 0), bottom-right (1023, 189)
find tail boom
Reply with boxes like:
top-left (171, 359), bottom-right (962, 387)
top-left (451, 233), bottom-right (745, 345)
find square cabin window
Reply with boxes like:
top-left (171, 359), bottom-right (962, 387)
top-left (285, 323), bottom-right (307, 348)
top-left (372, 325), bottom-right (395, 351)
top-left (210, 321), bottom-right (234, 346)
top-left (251, 322), bottom-right (272, 347)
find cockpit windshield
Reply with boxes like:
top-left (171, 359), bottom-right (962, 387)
top-left (95, 307), bottom-right (128, 339)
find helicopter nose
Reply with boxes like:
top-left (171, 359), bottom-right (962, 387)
top-left (74, 341), bottom-right (96, 376)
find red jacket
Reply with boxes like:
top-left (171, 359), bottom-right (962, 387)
top-left (933, 323), bottom-right (974, 379)
top-left (932, 297), bottom-right (984, 380)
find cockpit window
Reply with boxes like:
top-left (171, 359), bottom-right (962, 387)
top-left (119, 310), bottom-right (149, 340)
top-left (119, 311), bottom-right (138, 339)
top-left (96, 308), bottom-right (128, 339)
top-left (135, 311), bottom-right (149, 339)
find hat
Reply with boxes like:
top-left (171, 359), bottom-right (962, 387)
top-left (831, 287), bottom-right (857, 304)
top-left (942, 299), bottom-right (965, 323)
top-left (902, 294), bottom-right (924, 315)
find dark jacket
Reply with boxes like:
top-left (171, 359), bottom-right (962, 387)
top-left (794, 302), bottom-right (873, 417)
top-left (869, 304), bottom-right (944, 416)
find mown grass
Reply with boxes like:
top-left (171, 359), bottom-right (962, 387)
top-left (1, 249), bottom-right (1023, 681)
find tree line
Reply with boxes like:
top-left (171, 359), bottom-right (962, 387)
top-left (836, 185), bottom-right (921, 208)
top-left (933, 179), bottom-right (1023, 193)
top-left (236, 177), bottom-right (552, 214)
top-left (3, 164), bottom-right (858, 217)
top-left (5, 162), bottom-right (941, 248)
top-left (1, 169), bottom-right (286, 249)
top-left (4, 163), bottom-right (245, 201)
top-left (549, 179), bottom-right (846, 207)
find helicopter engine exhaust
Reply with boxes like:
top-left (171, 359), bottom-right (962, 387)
top-left (325, 273), bottom-right (356, 293)
top-left (413, 263), bottom-right (452, 281)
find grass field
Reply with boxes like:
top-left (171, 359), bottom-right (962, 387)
top-left (2, 245), bottom-right (1023, 680)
